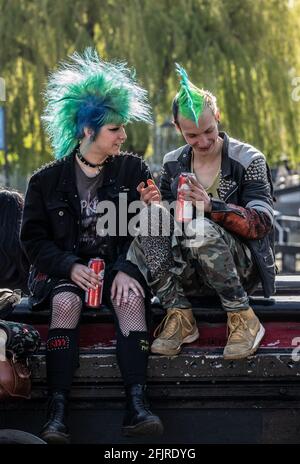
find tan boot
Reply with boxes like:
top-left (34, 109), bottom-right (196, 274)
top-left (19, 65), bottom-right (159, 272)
top-left (223, 307), bottom-right (265, 360)
top-left (151, 308), bottom-right (199, 356)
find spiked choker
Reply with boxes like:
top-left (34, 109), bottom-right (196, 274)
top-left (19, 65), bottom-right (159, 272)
top-left (76, 149), bottom-right (107, 169)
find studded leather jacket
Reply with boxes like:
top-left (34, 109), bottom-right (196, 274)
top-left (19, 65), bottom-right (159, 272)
top-left (160, 132), bottom-right (276, 297)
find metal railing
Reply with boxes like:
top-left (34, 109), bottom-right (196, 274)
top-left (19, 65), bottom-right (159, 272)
top-left (274, 213), bottom-right (300, 273)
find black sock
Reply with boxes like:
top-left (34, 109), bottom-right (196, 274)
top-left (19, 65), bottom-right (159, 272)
top-left (116, 331), bottom-right (150, 385)
top-left (46, 328), bottom-right (79, 393)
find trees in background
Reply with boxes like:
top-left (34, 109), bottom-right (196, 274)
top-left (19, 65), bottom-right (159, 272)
top-left (0, 0), bottom-right (299, 181)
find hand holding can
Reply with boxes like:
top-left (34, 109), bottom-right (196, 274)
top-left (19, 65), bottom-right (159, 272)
top-left (175, 173), bottom-right (196, 222)
top-left (85, 258), bottom-right (105, 308)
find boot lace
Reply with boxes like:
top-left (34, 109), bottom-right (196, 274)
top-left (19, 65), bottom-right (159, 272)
top-left (227, 313), bottom-right (248, 342)
top-left (47, 393), bottom-right (66, 421)
top-left (154, 309), bottom-right (194, 339)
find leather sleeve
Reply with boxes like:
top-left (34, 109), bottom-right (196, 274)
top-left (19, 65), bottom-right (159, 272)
top-left (159, 165), bottom-right (177, 203)
top-left (20, 174), bottom-right (82, 278)
top-left (210, 200), bottom-right (272, 239)
top-left (210, 156), bottom-right (274, 239)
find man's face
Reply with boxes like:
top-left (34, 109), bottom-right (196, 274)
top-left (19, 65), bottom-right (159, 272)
top-left (176, 107), bottom-right (219, 156)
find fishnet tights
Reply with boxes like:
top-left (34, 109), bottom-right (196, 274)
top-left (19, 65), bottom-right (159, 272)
top-left (112, 290), bottom-right (146, 336)
top-left (50, 291), bottom-right (82, 329)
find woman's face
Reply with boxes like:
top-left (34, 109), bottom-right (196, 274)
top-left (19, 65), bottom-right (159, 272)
top-left (93, 124), bottom-right (127, 156)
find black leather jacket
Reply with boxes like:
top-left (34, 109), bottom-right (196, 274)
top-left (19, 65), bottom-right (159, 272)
top-left (20, 151), bottom-right (151, 305)
top-left (159, 132), bottom-right (276, 298)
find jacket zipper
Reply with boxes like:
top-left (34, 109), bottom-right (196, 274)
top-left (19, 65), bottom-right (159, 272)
top-left (224, 184), bottom-right (238, 202)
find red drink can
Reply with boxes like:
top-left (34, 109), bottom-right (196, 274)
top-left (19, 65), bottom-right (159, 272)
top-left (85, 258), bottom-right (105, 308)
top-left (176, 173), bottom-right (195, 222)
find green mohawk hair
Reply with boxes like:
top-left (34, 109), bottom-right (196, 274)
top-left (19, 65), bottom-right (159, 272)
top-left (42, 48), bottom-right (152, 159)
top-left (175, 63), bottom-right (205, 126)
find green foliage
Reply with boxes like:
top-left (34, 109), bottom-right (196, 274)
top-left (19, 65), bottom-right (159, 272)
top-left (0, 0), bottom-right (299, 179)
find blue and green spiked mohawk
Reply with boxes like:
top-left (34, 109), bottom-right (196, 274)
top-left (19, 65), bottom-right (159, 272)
top-left (173, 64), bottom-right (217, 126)
top-left (42, 48), bottom-right (152, 159)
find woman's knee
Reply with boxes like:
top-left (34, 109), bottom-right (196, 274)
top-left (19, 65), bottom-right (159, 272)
top-left (51, 292), bottom-right (82, 327)
top-left (113, 290), bottom-right (146, 336)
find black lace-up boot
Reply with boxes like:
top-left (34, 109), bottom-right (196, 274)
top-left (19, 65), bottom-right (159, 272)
top-left (40, 391), bottom-right (70, 444)
top-left (122, 384), bottom-right (163, 436)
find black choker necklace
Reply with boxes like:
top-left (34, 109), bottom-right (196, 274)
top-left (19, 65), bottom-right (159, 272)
top-left (76, 149), bottom-right (107, 168)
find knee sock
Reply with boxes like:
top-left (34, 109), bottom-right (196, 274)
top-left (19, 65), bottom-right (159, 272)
top-left (46, 327), bottom-right (79, 393)
top-left (116, 330), bottom-right (150, 386)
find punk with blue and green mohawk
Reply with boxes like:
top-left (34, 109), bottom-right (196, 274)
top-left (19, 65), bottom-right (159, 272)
top-left (42, 48), bottom-right (152, 159)
top-left (173, 63), bottom-right (217, 126)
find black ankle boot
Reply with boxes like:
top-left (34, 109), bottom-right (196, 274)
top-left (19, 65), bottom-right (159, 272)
top-left (40, 391), bottom-right (70, 444)
top-left (122, 384), bottom-right (163, 436)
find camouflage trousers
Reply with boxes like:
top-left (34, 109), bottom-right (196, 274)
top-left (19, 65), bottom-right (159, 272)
top-left (127, 204), bottom-right (259, 312)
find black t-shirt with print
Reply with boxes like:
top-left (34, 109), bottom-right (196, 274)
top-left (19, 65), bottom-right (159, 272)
top-left (75, 162), bottom-right (106, 260)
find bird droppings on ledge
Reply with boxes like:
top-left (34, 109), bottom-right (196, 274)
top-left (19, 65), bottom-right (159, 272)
top-left (267, 340), bottom-right (280, 347)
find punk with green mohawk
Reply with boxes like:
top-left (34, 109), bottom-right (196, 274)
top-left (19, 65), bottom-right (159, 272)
top-left (172, 63), bottom-right (218, 126)
top-left (21, 49), bottom-right (164, 443)
top-left (43, 47), bottom-right (152, 159)
top-left (126, 61), bottom-right (275, 362)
